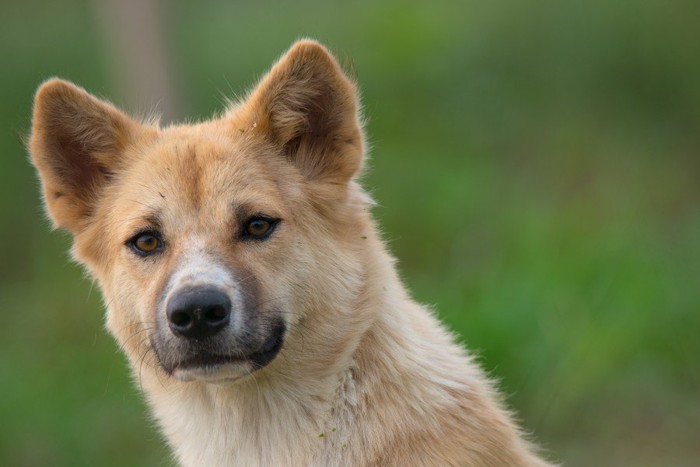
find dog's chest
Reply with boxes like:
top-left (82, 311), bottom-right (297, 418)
top-left (151, 384), bottom-right (345, 466)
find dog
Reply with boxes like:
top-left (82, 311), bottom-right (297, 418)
top-left (28, 40), bottom-right (551, 466)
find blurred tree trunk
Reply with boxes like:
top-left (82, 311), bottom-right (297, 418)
top-left (93, 0), bottom-right (181, 124)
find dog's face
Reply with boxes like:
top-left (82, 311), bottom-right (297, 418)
top-left (95, 131), bottom-right (302, 383)
top-left (29, 41), bottom-right (368, 383)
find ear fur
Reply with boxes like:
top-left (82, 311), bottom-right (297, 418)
top-left (236, 40), bottom-right (365, 183)
top-left (29, 78), bottom-right (148, 233)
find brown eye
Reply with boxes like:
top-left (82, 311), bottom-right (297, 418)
top-left (244, 217), bottom-right (277, 239)
top-left (129, 232), bottom-right (163, 255)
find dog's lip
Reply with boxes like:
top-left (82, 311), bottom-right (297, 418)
top-left (174, 353), bottom-right (252, 369)
top-left (172, 322), bottom-right (286, 374)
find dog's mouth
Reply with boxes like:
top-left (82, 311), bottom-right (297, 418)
top-left (178, 325), bottom-right (284, 370)
top-left (161, 322), bottom-right (286, 383)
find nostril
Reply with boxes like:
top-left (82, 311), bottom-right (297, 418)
top-left (204, 305), bottom-right (227, 324)
top-left (170, 309), bottom-right (193, 328)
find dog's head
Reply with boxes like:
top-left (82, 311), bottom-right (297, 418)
top-left (29, 41), bottom-right (371, 384)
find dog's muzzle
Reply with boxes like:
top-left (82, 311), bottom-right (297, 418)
top-left (154, 281), bottom-right (286, 382)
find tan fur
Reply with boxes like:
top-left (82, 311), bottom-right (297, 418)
top-left (28, 40), bottom-right (553, 466)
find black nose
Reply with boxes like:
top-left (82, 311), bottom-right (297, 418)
top-left (166, 287), bottom-right (231, 340)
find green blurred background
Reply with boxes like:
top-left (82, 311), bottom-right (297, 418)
top-left (1, 0), bottom-right (699, 465)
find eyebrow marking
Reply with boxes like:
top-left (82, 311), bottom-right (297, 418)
top-left (234, 202), bottom-right (256, 224)
top-left (124, 210), bottom-right (162, 237)
top-left (143, 212), bottom-right (163, 229)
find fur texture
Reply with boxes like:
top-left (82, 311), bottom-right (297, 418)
top-left (29, 40), bottom-right (552, 466)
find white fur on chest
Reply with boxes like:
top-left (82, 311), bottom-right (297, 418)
top-left (146, 372), bottom-right (356, 467)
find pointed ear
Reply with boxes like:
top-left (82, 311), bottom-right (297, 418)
top-left (237, 40), bottom-right (365, 183)
top-left (29, 78), bottom-right (150, 233)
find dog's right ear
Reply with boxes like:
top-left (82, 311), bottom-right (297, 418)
top-left (29, 79), bottom-right (151, 234)
top-left (234, 40), bottom-right (365, 185)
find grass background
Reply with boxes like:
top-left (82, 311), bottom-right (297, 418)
top-left (1, 0), bottom-right (699, 465)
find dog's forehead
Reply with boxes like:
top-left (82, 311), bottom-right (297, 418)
top-left (138, 130), bottom-right (281, 196)
top-left (109, 128), bottom-right (294, 231)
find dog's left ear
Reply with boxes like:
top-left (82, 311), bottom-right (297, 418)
top-left (236, 40), bottom-right (364, 183)
top-left (29, 79), bottom-right (151, 234)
